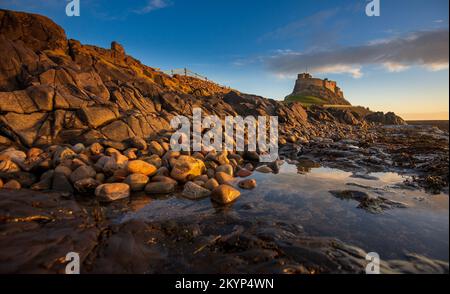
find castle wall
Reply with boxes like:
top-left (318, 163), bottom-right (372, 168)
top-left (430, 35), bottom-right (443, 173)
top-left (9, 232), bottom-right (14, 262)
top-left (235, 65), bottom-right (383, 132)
top-left (294, 78), bottom-right (324, 92)
top-left (290, 73), bottom-right (348, 104)
top-left (323, 80), bottom-right (336, 93)
top-left (292, 73), bottom-right (345, 99)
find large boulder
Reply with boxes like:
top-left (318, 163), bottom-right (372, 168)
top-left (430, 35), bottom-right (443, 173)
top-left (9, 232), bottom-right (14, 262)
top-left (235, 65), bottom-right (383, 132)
top-left (0, 9), bottom-right (67, 52)
top-left (170, 156), bottom-right (206, 182)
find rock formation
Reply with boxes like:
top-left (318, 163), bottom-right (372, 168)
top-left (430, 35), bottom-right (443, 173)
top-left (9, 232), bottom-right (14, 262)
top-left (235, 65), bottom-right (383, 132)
top-left (0, 9), bottom-right (406, 151)
top-left (0, 9), bottom-right (313, 149)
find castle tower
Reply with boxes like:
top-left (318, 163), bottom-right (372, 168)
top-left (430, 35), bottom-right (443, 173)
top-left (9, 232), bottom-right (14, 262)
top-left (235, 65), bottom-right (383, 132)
top-left (297, 72), bottom-right (312, 79)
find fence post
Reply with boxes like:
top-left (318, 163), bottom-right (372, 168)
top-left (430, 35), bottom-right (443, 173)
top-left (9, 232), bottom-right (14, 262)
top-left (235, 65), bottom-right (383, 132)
top-left (184, 68), bottom-right (187, 76)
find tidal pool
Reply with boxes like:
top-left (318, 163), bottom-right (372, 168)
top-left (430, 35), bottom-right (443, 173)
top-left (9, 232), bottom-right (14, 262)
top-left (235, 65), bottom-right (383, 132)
top-left (120, 163), bottom-right (449, 264)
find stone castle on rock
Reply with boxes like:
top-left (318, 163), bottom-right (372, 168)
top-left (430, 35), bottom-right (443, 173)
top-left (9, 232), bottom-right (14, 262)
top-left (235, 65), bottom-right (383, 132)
top-left (290, 73), bottom-right (351, 105)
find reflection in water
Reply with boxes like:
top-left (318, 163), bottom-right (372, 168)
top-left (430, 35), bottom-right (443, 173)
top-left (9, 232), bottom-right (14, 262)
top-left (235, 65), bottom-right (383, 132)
top-left (121, 163), bottom-right (449, 263)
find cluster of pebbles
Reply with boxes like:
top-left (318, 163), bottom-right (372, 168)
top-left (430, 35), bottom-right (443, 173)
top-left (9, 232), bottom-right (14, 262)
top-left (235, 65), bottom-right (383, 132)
top-left (0, 137), bottom-right (269, 205)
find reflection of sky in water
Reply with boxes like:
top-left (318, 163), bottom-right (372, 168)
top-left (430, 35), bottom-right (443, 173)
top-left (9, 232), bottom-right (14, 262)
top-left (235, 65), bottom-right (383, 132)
top-left (122, 163), bottom-right (449, 263)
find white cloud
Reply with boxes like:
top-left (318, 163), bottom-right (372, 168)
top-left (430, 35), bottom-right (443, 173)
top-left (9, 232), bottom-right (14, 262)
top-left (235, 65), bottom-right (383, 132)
top-left (266, 29), bottom-right (449, 78)
top-left (134, 0), bottom-right (172, 14)
top-left (383, 62), bottom-right (410, 72)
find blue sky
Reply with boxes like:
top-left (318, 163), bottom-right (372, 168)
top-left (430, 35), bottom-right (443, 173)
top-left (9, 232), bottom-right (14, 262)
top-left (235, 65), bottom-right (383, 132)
top-left (1, 0), bottom-right (449, 119)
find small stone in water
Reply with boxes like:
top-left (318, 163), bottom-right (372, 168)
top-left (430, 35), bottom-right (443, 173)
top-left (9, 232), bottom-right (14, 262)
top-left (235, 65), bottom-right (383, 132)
top-left (182, 181), bottom-right (211, 199)
top-left (236, 168), bottom-right (252, 177)
top-left (256, 166), bottom-right (273, 173)
top-left (238, 179), bottom-right (257, 189)
top-left (124, 173), bottom-right (149, 191)
top-left (215, 172), bottom-right (234, 185)
top-left (145, 181), bottom-right (176, 194)
top-left (211, 184), bottom-right (241, 204)
top-left (204, 178), bottom-right (219, 191)
top-left (95, 183), bottom-right (130, 201)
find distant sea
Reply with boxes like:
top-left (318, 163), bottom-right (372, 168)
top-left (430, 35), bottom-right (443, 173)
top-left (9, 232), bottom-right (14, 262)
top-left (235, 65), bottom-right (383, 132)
top-left (407, 120), bottom-right (449, 132)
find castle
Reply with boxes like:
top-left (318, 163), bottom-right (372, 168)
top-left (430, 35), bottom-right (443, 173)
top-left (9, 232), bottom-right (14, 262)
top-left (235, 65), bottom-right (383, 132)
top-left (293, 73), bottom-right (344, 99)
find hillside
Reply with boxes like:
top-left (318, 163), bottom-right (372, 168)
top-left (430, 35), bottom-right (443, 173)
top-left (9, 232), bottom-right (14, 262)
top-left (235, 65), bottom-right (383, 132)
top-left (0, 9), bottom-right (406, 150)
top-left (285, 94), bottom-right (329, 106)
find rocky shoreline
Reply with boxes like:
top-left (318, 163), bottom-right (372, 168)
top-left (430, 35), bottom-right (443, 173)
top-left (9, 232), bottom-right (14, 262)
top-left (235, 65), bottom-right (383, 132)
top-left (0, 9), bottom-right (448, 274)
top-left (0, 123), bottom-right (448, 273)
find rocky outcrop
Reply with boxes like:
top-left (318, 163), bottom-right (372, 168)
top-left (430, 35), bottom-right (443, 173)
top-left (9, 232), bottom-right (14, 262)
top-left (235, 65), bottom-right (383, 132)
top-left (0, 9), bottom-right (405, 151)
top-left (0, 9), bottom-right (314, 150)
top-left (365, 111), bottom-right (407, 125)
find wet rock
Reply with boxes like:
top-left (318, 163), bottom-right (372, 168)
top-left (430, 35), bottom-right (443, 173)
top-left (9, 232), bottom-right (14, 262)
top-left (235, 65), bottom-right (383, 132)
top-left (144, 181), bottom-right (176, 194)
top-left (244, 163), bottom-right (254, 171)
top-left (170, 155), bottom-right (206, 182)
top-left (238, 179), bottom-right (257, 190)
top-left (330, 190), bottom-right (408, 213)
top-left (151, 175), bottom-right (177, 185)
top-left (69, 165), bottom-right (96, 183)
top-left (244, 151), bottom-right (260, 161)
top-left (211, 184), bottom-right (241, 204)
top-left (350, 173), bottom-right (379, 181)
top-left (126, 160), bottom-right (157, 176)
top-left (3, 179), bottom-right (21, 190)
top-left (216, 164), bottom-right (234, 176)
top-left (54, 165), bottom-right (72, 177)
top-left (110, 168), bottom-right (129, 182)
top-left (215, 171), bottom-right (234, 185)
top-left (204, 178), bottom-right (219, 191)
top-left (52, 172), bottom-right (73, 194)
top-left (31, 170), bottom-right (54, 190)
top-left (74, 178), bottom-right (100, 194)
top-left (236, 168), bottom-right (252, 177)
top-left (95, 183), bottom-right (130, 201)
top-left (124, 173), bottom-right (149, 192)
top-left (256, 166), bottom-right (273, 173)
top-left (182, 181), bottom-right (211, 199)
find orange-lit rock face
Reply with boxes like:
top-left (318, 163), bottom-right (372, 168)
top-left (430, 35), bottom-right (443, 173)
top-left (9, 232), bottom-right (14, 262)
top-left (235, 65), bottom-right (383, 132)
top-left (0, 9), bottom-right (405, 151)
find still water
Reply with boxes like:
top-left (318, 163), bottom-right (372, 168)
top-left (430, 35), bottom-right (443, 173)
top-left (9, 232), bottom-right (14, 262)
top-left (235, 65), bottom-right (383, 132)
top-left (121, 163), bottom-right (449, 263)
